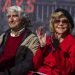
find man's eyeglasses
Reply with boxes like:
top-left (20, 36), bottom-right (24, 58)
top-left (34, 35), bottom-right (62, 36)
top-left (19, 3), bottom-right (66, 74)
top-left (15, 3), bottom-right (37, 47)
top-left (54, 19), bottom-right (69, 24)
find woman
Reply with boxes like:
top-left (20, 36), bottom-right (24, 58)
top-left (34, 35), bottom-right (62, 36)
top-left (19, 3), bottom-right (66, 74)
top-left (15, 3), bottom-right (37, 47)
top-left (29, 8), bottom-right (75, 75)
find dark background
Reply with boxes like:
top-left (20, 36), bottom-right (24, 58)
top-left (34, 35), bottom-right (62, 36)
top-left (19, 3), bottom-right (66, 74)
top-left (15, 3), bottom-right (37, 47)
top-left (0, 0), bottom-right (75, 35)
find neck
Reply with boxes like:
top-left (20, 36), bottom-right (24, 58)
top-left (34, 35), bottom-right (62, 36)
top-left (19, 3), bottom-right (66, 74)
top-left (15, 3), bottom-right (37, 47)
top-left (54, 33), bottom-right (62, 39)
top-left (54, 32), bottom-right (69, 43)
top-left (54, 33), bottom-right (64, 43)
top-left (10, 27), bottom-right (25, 37)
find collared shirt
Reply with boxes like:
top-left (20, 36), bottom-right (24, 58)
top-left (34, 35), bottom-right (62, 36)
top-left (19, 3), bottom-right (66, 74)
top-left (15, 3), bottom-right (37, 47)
top-left (10, 28), bottom-right (25, 37)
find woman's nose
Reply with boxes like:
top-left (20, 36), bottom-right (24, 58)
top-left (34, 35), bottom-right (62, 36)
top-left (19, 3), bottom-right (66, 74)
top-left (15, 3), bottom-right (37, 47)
top-left (59, 21), bottom-right (63, 25)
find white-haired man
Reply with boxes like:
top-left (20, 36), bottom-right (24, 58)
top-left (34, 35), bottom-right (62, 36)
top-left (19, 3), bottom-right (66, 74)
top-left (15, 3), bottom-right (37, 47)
top-left (0, 6), bottom-right (39, 75)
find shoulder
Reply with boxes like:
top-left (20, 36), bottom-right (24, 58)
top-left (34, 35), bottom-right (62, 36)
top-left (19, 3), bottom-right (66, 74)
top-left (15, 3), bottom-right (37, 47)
top-left (27, 32), bottom-right (39, 41)
top-left (67, 34), bottom-right (75, 43)
top-left (0, 33), bottom-right (5, 45)
top-left (26, 29), bottom-right (38, 40)
top-left (22, 31), bottom-right (39, 46)
top-left (0, 29), bottom-right (10, 45)
top-left (0, 33), bottom-right (5, 37)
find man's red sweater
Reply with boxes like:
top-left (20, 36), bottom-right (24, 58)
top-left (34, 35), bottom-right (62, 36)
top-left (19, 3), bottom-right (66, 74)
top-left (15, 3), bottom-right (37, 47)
top-left (0, 30), bottom-right (25, 70)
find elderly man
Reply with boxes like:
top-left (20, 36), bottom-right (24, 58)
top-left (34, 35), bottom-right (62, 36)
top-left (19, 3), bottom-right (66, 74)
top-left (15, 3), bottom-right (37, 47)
top-left (0, 6), bottom-right (39, 75)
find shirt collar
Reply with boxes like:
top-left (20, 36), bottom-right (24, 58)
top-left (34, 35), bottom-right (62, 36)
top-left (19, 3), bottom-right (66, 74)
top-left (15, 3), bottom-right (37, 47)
top-left (10, 28), bottom-right (25, 37)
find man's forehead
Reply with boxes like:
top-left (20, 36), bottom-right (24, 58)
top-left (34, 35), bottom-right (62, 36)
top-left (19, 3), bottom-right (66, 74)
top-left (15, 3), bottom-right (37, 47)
top-left (7, 6), bottom-right (23, 12)
top-left (6, 6), bottom-right (23, 16)
top-left (7, 11), bottom-right (19, 16)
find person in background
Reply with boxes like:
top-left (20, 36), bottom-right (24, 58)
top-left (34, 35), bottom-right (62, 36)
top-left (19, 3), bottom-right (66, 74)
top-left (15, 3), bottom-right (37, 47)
top-left (28, 8), bottom-right (75, 75)
top-left (0, 6), bottom-right (39, 75)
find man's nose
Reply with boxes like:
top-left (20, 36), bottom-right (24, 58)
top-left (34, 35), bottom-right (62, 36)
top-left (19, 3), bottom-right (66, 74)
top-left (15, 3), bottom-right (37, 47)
top-left (9, 16), bottom-right (14, 22)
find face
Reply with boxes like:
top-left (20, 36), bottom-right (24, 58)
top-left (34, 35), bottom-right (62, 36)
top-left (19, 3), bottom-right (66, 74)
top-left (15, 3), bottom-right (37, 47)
top-left (53, 17), bottom-right (69, 34)
top-left (7, 11), bottom-right (21, 30)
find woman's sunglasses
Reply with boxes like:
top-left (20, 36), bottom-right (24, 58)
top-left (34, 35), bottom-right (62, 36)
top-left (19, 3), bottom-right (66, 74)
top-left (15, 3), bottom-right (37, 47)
top-left (54, 19), bottom-right (69, 24)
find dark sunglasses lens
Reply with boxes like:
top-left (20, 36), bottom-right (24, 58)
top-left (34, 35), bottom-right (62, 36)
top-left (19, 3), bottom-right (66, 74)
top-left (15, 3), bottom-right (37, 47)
top-left (62, 20), bottom-right (68, 23)
top-left (54, 20), bottom-right (60, 23)
top-left (54, 19), bottom-right (68, 24)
